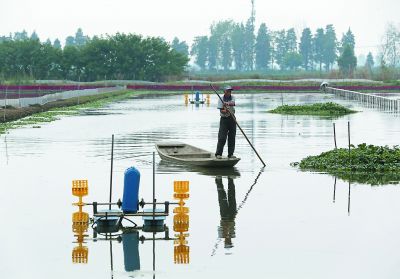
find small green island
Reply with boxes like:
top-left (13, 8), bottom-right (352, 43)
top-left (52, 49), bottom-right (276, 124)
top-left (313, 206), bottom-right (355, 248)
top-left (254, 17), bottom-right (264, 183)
top-left (269, 102), bottom-right (357, 116)
top-left (292, 143), bottom-right (400, 185)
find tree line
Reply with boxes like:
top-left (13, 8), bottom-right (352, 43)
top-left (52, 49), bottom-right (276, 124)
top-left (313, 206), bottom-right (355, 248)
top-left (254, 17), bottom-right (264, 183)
top-left (0, 30), bottom-right (188, 82)
top-left (2, 22), bottom-right (398, 81)
top-left (189, 20), bottom-right (365, 76)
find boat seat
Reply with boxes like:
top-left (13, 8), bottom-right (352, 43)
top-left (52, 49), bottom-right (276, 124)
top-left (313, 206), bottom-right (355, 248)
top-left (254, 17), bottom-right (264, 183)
top-left (157, 144), bottom-right (185, 148)
top-left (172, 153), bottom-right (212, 158)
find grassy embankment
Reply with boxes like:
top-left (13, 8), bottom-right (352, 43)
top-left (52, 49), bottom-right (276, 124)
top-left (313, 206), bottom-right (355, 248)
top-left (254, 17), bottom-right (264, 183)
top-left (185, 69), bottom-right (395, 82)
top-left (292, 144), bottom-right (400, 185)
top-left (0, 89), bottom-right (181, 135)
top-left (268, 102), bottom-right (357, 116)
top-left (3, 78), bottom-right (394, 87)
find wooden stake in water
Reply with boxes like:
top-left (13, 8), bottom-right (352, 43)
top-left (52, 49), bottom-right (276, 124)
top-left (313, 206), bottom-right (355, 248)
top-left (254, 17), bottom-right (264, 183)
top-left (347, 121), bottom-right (351, 169)
top-left (333, 123), bottom-right (337, 149)
top-left (153, 151), bottom-right (155, 221)
top-left (109, 134), bottom-right (114, 210)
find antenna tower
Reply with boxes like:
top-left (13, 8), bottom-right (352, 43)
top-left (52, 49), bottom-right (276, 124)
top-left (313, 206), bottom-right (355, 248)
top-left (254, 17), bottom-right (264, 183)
top-left (251, 0), bottom-right (255, 28)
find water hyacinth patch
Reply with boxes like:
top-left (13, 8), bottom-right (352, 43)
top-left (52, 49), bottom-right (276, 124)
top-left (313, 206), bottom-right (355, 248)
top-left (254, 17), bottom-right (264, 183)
top-left (269, 102), bottom-right (357, 116)
top-left (292, 143), bottom-right (400, 185)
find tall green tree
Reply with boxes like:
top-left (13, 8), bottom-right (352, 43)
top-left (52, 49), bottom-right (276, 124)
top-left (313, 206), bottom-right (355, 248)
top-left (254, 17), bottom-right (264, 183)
top-left (13, 30), bottom-right (28, 41)
top-left (231, 23), bottom-right (245, 71)
top-left (365, 52), bottom-right (374, 76)
top-left (299, 28), bottom-right (312, 70)
top-left (284, 28), bottom-right (299, 71)
top-left (323, 24), bottom-right (337, 71)
top-left (340, 28), bottom-right (355, 52)
top-left (53, 38), bottom-right (62, 49)
top-left (286, 28), bottom-right (297, 52)
top-left (62, 45), bottom-right (82, 80)
top-left (221, 38), bottom-right (232, 70)
top-left (243, 18), bottom-right (255, 70)
top-left (313, 28), bottom-right (325, 72)
top-left (269, 31), bottom-right (277, 69)
top-left (207, 35), bottom-right (218, 70)
top-left (209, 20), bottom-right (235, 69)
top-left (30, 31), bottom-right (39, 41)
top-left (284, 52), bottom-right (302, 70)
top-left (274, 30), bottom-right (287, 70)
top-left (81, 36), bottom-right (114, 80)
top-left (338, 28), bottom-right (357, 77)
top-left (365, 52), bottom-right (374, 69)
top-left (0, 34), bottom-right (12, 43)
top-left (75, 28), bottom-right (88, 47)
top-left (191, 36), bottom-right (208, 70)
top-left (141, 37), bottom-right (187, 81)
top-left (171, 37), bottom-right (189, 57)
top-left (255, 23), bottom-right (271, 71)
top-left (338, 44), bottom-right (357, 77)
top-left (36, 41), bottom-right (63, 79)
top-left (112, 33), bottom-right (144, 80)
top-left (65, 36), bottom-right (75, 47)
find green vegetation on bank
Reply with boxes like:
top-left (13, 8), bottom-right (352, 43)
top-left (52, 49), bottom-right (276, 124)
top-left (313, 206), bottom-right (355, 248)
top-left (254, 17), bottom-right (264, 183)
top-left (0, 33), bottom-right (188, 82)
top-left (268, 102), bottom-right (357, 116)
top-left (3, 21), bottom-right (400, 82)
top-left (292, 144), bottom-right (400, 185)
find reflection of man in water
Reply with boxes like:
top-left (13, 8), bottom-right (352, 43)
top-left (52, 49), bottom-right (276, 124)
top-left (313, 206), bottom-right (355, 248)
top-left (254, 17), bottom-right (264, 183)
top-left (215, 176), bottom-right (237, 249)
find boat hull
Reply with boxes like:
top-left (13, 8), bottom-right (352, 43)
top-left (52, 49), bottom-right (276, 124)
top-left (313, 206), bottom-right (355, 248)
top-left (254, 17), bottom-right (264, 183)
top-left (155, 142), bottom-right (240, 168)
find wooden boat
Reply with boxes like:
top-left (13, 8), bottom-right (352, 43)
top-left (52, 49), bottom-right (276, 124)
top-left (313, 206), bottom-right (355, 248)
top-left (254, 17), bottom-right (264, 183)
top-left (155, 142), bottom-right (240, 167)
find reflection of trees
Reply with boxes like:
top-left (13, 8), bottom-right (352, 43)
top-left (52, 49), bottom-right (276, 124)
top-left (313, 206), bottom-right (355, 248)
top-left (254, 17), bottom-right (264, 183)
top-left (216, 177), bottom-right (237, 249)
top-left (331, 171), bottom-right (400, 186)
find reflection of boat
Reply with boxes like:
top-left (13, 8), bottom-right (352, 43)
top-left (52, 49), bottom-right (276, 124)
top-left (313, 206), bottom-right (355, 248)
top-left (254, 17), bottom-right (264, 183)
top-left (155, 142), bottom-right (240, 167)
top-left (157, 159), bottom-right (241, 177)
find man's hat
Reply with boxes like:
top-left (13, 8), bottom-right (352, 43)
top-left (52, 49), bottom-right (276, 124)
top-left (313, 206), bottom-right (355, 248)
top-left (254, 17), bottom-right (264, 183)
top-left (224, 85), bottom-right (233, 91)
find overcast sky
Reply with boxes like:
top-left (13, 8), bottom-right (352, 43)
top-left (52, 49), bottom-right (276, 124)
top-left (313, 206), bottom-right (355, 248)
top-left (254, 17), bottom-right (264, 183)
top-left (1, 0), bottom-right (399, 56)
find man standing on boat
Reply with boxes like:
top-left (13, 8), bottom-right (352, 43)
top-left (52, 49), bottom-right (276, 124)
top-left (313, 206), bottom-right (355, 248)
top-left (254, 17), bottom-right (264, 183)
top-left (215, 85), bottom-right (236, 159)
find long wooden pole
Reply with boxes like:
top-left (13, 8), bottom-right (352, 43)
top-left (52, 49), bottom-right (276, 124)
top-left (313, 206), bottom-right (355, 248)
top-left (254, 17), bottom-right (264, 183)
top-left (210, 84), bottom-right (266, 167)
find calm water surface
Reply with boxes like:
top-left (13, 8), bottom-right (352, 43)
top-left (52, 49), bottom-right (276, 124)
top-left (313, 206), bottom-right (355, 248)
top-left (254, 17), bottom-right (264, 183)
top-left (1, 92), bottom-right (400, 279)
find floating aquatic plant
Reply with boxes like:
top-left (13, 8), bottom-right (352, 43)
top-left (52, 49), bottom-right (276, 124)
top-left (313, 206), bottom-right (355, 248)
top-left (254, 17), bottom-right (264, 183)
top-left (269, 102), bottom-right (357, 116)
top-left (292, 143), bottom-right (400, 185)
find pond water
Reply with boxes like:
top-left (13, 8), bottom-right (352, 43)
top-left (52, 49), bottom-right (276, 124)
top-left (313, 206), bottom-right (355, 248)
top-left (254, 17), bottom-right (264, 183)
top-left (1, 92), bottom-right (400, 279)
